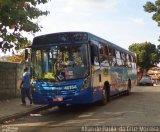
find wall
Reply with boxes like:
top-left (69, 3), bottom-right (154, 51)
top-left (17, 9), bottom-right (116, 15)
top-left (0, 62), bottom-right (27, 100)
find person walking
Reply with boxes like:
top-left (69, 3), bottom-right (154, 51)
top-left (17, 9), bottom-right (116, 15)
top-left (20, 67), bottom-right (32, 105)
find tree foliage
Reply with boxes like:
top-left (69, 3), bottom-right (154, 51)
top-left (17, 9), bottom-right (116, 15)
top-left (0, 0), bottom-right (49, 52)
top-left (144, 0), bottom-right (160, 26)
top-left (129, 42), bottom-right (160, 71)
top-left (144, 0), bottom-right (160, 41)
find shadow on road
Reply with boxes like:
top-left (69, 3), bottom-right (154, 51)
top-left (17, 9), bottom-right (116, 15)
top-left (7, 86), bottom-right (160, 128)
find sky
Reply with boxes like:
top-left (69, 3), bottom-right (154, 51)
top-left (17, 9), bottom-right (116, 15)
top-left (0, 0), bottom-right (159, 56)
top-left (34, 0), bottom-right (159, 50)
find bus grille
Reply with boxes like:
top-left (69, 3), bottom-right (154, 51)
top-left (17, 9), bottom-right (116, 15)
top-left (41, 89), bottom-right (76, 96)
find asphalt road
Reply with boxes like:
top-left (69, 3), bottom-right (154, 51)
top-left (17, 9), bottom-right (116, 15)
top-left (2, 86), bottom-right (160, 132)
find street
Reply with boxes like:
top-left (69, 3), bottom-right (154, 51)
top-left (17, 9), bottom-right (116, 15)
top-left (2, 86), bottom-right (160, 132)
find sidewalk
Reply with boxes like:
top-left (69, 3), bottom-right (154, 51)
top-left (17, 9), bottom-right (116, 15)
top-left (0, 98), bottom-right (51, 124)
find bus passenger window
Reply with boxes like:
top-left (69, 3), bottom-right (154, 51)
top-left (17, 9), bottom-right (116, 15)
top-left (90, 44), bottom-right (99, 66)
top-left (113, 49), bottom-right (116, 57)
top-left (116, 50), bottom-right (122, 66)
top-left (105, 46), bottom-right (109, 56)
top-left (121, 52), bottom-right (127, 66)
top-left (127, 55), bottom-right (132, 68)
top-left (99, 44), bottom-right (103, 54)
top-left (121, 52), bottom-right (126, 61)
top-left (98, 44), bottom-right (109, 67)
top-left (112, 49), bottom-right (117, 66)
top-left (108, 47), bottom-right (112, 56)
top-left (132, 56), bottom-right (137, 69)
top-left (100, 55), bottom-right (109, 67)
top-left (108, 47), bottom-right (115, 66)
top-left (116, 50), bottom-right (121, 59)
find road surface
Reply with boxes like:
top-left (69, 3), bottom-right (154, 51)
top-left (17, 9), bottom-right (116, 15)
top-left (2, 86), bottom-right (160, 132)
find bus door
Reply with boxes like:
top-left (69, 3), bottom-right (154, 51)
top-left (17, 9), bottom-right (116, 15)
top-left (90, 40), bottom-right (103, 101)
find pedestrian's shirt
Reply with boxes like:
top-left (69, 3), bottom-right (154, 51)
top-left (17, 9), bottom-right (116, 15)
top-left (22, 72), bottom-right (30, 89)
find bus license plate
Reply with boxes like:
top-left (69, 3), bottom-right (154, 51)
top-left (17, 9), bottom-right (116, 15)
top-left (53, 98), bottom-right (63, 102)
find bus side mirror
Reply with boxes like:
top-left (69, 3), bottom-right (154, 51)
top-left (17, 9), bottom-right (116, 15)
top-left (25, 49), bottom-right (29, 61)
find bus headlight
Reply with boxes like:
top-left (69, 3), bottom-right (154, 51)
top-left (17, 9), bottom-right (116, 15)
top-left (81, 77), bottom-right (90, 90)
top-left (31, 82), bottom-right (36, 91)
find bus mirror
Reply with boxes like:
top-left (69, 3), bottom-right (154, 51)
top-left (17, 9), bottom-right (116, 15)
top-left (25, 49), bottom-right (29, 60)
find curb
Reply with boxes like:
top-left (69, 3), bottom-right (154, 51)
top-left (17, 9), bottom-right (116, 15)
top-left (0, 105), bottom-right (52, 124)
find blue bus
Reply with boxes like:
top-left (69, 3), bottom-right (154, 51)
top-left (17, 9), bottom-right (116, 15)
top-left (30, 32), bottom-right (137, 106)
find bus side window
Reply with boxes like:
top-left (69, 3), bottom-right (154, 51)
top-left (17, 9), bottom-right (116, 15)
top-left (121, 52), bottom-right (127, 67)
top-left (108, 47), bottom-right (116, 66)
top-left (128, 55), bottom-right (132, 68)
top-left (99, 44), bottom-right (109, 67)
top-left (99, 44), bottom-right (103, 54)
top-left (133, 56), bottom-right (137, 69)
top-left (125, 54), bottom-right (129, 67)
top-left (105, 46), bottom-right (108, 56)
top-left (108, 47), bottom-right (112, 56)
top-left (90, 44), bottom-right (99, 66)
top-left (116, 50), bottom-right (122, 66)
top-left (108, 47), bottom-right (112, 65)
top-left (132, 57), bottom-right (134, 69)
top-left (112, 49), bottom-right (117, 66)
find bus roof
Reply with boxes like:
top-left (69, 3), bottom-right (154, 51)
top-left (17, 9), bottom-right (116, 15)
top-left (32, 31), bottom-right (135, 56)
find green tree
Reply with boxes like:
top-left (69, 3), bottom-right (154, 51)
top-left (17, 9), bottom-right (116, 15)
top-left (144, 0), bottom-right (160, 26)
top-left (143, 0), bottom-right (160, 41)
top-left (129, 42), bottom-right (160, 72)
top-left (0, 0), bottom-right (49, 52)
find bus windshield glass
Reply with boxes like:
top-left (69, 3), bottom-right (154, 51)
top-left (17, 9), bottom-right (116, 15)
top-left (32, 44), bottom-right (89, 82)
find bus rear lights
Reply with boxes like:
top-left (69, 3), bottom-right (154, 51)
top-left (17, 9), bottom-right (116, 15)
top-left (52, 97), bottom-right (63, 102)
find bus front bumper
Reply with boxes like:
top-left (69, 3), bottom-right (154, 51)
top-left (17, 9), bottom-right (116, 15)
top-left (32, 90), bottom-right (93, 105)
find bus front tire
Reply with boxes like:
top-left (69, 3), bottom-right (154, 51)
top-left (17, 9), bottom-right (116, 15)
top-left (100, 88), bottom-right (108, 105)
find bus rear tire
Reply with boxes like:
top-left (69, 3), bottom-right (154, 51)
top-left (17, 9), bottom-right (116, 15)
top-left (126, 79), bottom-right (131, 95)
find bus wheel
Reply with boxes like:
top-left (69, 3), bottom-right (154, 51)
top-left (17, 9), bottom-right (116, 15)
top-left (126, 79), bottom-right (131, 95)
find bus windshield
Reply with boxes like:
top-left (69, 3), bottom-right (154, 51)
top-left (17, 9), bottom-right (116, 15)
top-left (32, 44), bottom-right (89, 82)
